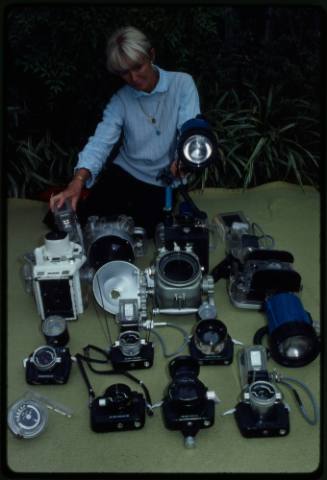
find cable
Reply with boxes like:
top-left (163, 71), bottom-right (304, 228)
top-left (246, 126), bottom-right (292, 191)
top-left (276, 375), bottom-right (319, 426)
top-left (150, 322), bottom-right (190, 358)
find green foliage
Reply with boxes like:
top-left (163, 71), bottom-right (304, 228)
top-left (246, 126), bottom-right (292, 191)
top-left (191, 86), bottom-right (320, 189)
top-left (6, 5), bottom-right (321, 196)
top-left (7, 133), bottom-right (78, 198)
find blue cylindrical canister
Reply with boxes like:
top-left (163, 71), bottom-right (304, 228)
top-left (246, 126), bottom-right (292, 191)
top-left (265, 293), bottom-right (311, 334)
top-left (165, 186), bottom-right (173, 211)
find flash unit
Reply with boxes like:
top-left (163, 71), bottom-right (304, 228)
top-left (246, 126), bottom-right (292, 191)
top-left (262, 292), bottom-right (320, 367)
top-left (177, 117), bottom-right (219, 170)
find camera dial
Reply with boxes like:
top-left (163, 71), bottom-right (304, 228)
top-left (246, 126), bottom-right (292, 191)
top-left (8, 398), bottom-right (48, 439)
top-left (31, 345), bottom-right (58, 371)
top-left (119, 331), bottom-right (142, 357)
top-left (247, 381), bottom-right (279, 417)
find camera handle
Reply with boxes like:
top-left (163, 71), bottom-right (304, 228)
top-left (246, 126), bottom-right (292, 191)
top-left (211, 254), bottom-right (233, 283)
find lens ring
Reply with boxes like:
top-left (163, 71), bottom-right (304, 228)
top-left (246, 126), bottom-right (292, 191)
top-left (119, 330), bottom-right (141, 357)
top-left (248, 381), bottom-right (277, 414)
top-left (105, 383), bottom-right (132, 410)
top-left (194, 319), bottom-right (227, 354)
top-left (158, 251), bottom-right (200, 285)
top-left (32, 345), bottom-right (57, 371)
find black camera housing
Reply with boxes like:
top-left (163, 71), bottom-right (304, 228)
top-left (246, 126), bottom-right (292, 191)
top-left (25, 346), bottom-right (72, 385)
top-left (110, 341), bottom-right (154, 370)
top-left (90, 383), bottom-right (146, 433)
top-left (189, 335), bottom-right (233, 366)
top-left (234, 401), bottom-right (290, 438)
top-left (162, 356), bottom-right (215, 438)
top-left (189, 319), bottom-right (234, 366)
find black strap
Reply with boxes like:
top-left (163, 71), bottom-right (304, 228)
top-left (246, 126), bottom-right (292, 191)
top-left (75, 346), bottom-right (154, 416)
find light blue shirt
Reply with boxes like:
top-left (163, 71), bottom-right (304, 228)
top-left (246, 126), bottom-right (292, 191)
top-left (75, 66), bottom-right (200, 187)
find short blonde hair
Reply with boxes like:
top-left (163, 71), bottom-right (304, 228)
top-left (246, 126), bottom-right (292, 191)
top-left (106, 26), bottom-right (152, 74)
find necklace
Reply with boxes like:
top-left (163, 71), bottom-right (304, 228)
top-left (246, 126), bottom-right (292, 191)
top-left (137, 94), bottom-right (165, 135)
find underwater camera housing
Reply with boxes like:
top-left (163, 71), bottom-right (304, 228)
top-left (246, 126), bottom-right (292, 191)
top-left (24, 345), bottom-right (72, 385)
top-left (235, 346), bottom-right (289, 438)
top-left (155, 206), bottom-right (210, 273)
top-left (146, 244), bottom-right (216, 315)
top-left (162, 356), bottom-right (217, 447)
top-left (110, 299), bottom-right (154, 370)
top-left (212, 212), bottom-right (302, 309)
top-left (90, 383), bottom-right (146, 433)
top-left (22, 231), bottom-right (87, 320)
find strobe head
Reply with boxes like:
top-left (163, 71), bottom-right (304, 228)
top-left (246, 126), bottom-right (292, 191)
top-left (92, 261), bottom-right (141, 314)
top-left (264, 293), bottom-right (320, 367)
top-left (177, 117), bottom-right (219, 171)
top-left (189, 319), bottom-right (234, 365)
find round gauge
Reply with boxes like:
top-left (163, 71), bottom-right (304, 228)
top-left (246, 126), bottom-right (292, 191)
top-left (8, 398), bottom-right (48, 439)
top-left (32, 345), bottom-right (57, 371)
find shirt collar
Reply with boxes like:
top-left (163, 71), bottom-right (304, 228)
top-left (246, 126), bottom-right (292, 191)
top-left (130, 66), bottom-right (169, 98)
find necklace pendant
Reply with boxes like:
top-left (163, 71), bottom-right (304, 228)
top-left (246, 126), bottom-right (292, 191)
top-left (151, 118), bottom-right (156, 124)
top-left (156, 129), bottom-right (161, 135)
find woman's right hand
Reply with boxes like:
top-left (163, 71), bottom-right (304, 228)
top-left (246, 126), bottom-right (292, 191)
top-left (49, 178), bottom-right (83, 212)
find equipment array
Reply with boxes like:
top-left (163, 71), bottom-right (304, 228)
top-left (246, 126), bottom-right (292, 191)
top-left (10, 198), bottom-right (320, 448)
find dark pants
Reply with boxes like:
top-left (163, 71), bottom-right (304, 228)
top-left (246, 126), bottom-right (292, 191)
top-left (44, 163), bottom-right (170, 238)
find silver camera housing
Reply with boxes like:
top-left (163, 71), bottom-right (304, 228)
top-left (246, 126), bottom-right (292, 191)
top-left (84, 215), bottom-right (147, 270)
top-left (228, 258), bottom-right (299, 310)
top-left (147, 245), bottom-right (215, 315)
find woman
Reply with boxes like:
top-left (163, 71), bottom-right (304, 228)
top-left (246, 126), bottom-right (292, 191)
top-left (49, 26), bottom-right (201, 237)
